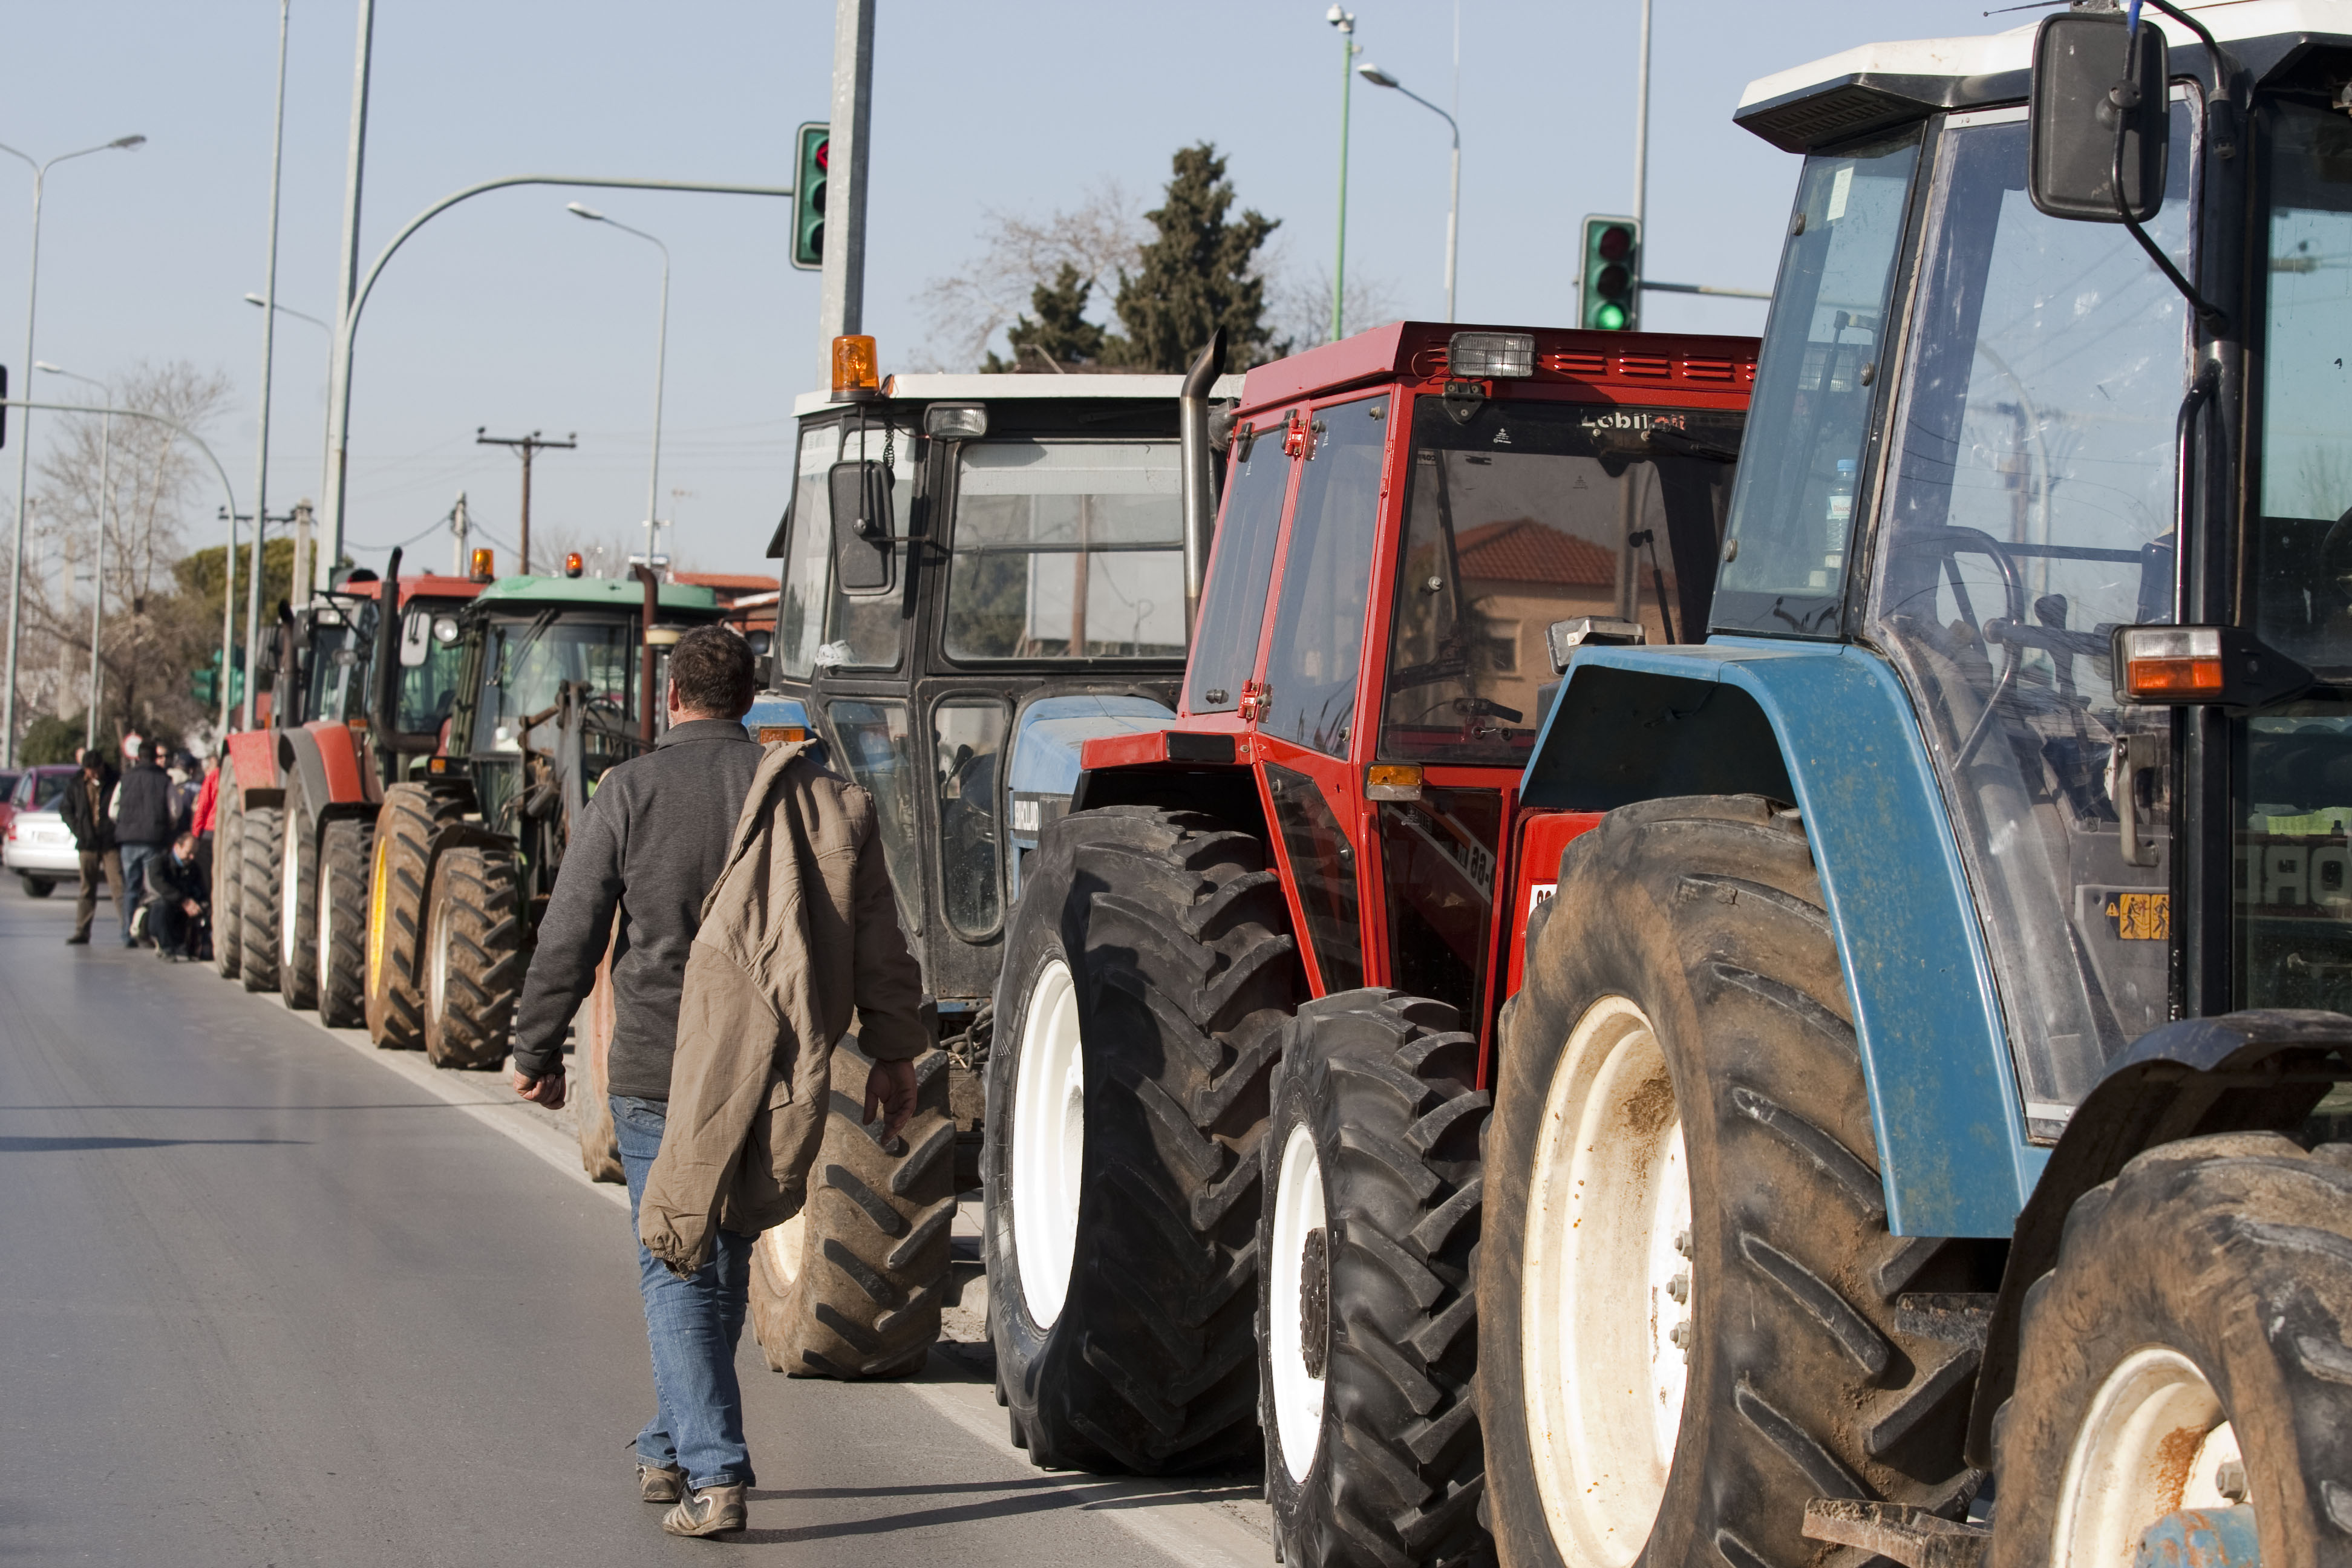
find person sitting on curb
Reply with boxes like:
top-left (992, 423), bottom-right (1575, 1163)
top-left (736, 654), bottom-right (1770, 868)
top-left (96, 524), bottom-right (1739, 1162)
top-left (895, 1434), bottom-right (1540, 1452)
top-left (142, 832), bottom-right (208, 962)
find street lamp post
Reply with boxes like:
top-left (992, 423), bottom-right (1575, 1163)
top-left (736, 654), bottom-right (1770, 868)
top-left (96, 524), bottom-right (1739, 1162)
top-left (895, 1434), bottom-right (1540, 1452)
top-left (1326, 6), bottom-right (1359, 343)
top-left (567, 203), bottom-right (671, 573)
top-left (1357, 62), bottom-right (1462, 322)
top-left (0, 133), bottom-right (145, 766)
top-left (244, 0), bottom-right (293, 731)
top-left (34, 363), bottom-right (108, 750)
top-left (244, 293), bottom-right (333, 580)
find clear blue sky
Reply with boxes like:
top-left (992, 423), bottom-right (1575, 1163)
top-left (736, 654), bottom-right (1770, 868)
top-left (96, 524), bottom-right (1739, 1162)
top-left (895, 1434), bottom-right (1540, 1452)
top-left (0, 0), bottom-right (2007, 581)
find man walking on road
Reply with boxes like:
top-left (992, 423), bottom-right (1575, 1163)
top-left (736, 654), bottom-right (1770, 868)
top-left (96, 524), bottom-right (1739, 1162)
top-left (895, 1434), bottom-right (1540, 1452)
top-left (506, 626), bottom-right (925, 1541)
top-left (59, 749), bottom-right (123, 947)
top-left (114, 740), bottom-right (178, 944)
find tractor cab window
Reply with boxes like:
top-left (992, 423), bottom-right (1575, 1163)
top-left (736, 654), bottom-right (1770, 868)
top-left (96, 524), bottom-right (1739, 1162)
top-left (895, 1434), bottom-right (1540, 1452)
top-left (469, 615), bottom-right (637, 753)
top-left (777, 420), bottom-right (916, 678)
top-left (2235, 102), bottom-right (2352, 1017)
top-left (932, 697), bottom-right (1008, 938)
top-left (828, 699), bottom-right (921, 935)
top-left (942, 440), bottom-right (1184, 661)
top-left (395, 606), bottom-right (466, 734)
top-left (1714, 126), bottom-right (1921, 638)
top-left (307, 621), bottom-right (358, 724)
top-left (1263, 397), bottom-right (1388, 756)
top-left (1380, 396), bottom-right (1741, 766)
top-left (1870, 103), bottom-right (2194, 1129)
top-left (1185, 419), bottom-right (1293, 714)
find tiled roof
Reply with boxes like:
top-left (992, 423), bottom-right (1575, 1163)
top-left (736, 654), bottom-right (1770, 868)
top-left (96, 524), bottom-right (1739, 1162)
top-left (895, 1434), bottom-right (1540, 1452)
top-left (1455, 518), bottom-right (1616, 586)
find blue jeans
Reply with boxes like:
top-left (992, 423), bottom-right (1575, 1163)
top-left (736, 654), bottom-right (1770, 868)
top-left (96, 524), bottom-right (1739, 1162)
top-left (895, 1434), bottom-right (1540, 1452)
top-left (117, 843), bottom-right (163, 941)
top-left (610, 1094), bottom-right (755, 1490)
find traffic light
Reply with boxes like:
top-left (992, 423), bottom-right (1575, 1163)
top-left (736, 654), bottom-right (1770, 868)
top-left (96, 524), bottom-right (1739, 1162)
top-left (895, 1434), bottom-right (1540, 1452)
top-left (792, 123), bottom-right (829, 270)
top-left (191, 648), bottom-right (244, 709)
top-left (1580, 215), bottom-right (1640, 332)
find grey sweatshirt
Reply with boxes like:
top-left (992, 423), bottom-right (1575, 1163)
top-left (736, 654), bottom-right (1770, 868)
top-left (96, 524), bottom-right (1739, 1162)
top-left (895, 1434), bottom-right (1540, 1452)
top-left (509, 717), bottom-right (762, 1099)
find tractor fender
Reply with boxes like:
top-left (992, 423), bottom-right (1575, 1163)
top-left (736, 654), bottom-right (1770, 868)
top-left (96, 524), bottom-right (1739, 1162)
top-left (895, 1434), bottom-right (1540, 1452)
top-left (1961, 1007), bottom-right (2352, 1468)
top-left (400, 822), bottom-right (520, 987)
top-left (278, 723), bottom-right (373, 835)
top-left (1520, 637), bottom-right (2034, 1239)
top-left (1004, 693), bottom-right (1176, 903)
top-left (222, 729), bottom-right (278, 803)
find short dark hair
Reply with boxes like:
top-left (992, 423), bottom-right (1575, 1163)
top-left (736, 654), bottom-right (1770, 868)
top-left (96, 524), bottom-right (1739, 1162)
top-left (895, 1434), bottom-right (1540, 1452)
top-left (668, 626), bottom-right (756, 717)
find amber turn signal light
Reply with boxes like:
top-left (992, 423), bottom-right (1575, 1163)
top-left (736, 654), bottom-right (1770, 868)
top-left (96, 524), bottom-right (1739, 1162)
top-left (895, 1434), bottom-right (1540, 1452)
top-left (1367, 763), bottom-right (1423, 801)
top-left (2112, 624), bottom-right (2312, 709)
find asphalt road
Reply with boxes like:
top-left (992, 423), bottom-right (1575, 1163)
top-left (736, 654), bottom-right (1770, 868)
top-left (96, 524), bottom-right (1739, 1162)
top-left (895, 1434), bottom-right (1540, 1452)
top-left (0, 885), bottom-right (1270, 1566)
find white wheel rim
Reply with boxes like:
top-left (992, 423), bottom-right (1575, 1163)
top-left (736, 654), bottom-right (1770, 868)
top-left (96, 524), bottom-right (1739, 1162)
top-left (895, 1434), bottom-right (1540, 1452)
top-left (2054, 1347), bottom-right (2239, 1568)
top-left (316, 848), bottom-right (336, 991)
top-left (426, 898), bottom-right (451, 1027)
top-left (1010, 956), bottom-right (1085, 1327)
top-left (1521, 994), bottom-right (1692, 1567)
top-left (280, 823), bottom-right (301, 969)
top-left (759, 1214), bottom-right (806, 1287)
top-left (1269, 1119), bottom-right (1329, 1485)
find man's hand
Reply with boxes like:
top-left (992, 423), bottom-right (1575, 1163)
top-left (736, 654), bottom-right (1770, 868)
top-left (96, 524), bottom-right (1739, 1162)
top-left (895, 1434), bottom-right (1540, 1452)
top-left (863, 1057), bottom-right (918, 1143)
top-left (512, 1068), bottom-right (567, 1110)
top-left (182, 898), bottom-right (201, 916)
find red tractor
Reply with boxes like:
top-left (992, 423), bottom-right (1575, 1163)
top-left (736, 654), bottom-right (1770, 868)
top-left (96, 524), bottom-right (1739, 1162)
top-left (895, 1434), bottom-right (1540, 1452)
top-left (219, 550), bottom-right (482, 1027)
top-left (984, 321), bottom-right (1753, 1556)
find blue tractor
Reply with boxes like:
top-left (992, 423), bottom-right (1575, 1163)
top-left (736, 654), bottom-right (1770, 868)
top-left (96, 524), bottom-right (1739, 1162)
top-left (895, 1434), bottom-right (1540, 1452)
top-left (1465, 5), bottom-right (2352, 1567)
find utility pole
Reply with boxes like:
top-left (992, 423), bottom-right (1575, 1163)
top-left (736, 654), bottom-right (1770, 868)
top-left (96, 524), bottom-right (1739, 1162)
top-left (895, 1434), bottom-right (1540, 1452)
top-left (817, 0), bottom-right (875, 383)
top-left (322, 0), bottom-right (374, 598)
top-left (449, 491), bottom-right (469, 576)
top-left (291, 498), bottom-right (312, 604)
top-left (1328, 6), bottom-right (1359, 343)
top-left (244, 0), bottom-right (292, 731)
top-left (475, 428), bottom-right (574, 575)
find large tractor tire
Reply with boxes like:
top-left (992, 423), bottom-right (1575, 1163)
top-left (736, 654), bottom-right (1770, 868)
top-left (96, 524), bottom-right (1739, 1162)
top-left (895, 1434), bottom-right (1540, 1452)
top-left (212, 768), bottom-right (244, 980)
top-left (365, 784), bottom-right (463, 1050)
top-left (573, 941), bottom-right (624, 1183)
top-left (750, 1042), bottom-right (956, 1380)
top-left (277, 805), bottom-right (321, 1011)
top-left (1480, 797), bottom-right (1982, 1568)
top-left (1986, 1132), bottom-right (2352, 1568)
top-left (985, 805), bottom-right (1299, 1475)
top-left (238, 805), bottom-right (283, 993)
top-left (1258, 989), bottom-right (1491, 1568)
top-left (420, 843), bottom-right (524, 1070)
top-left (315, 817), bottom-right (373, 1028)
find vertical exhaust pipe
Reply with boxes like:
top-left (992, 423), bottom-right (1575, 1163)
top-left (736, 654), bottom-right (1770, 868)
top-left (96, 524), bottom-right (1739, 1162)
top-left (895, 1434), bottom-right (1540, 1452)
top-left (631, 561), bottom-right (659, 745)
top-left (1178, 327), bottom-right (1228, 637)
top-left (371, 546), bottom-right (404, 785)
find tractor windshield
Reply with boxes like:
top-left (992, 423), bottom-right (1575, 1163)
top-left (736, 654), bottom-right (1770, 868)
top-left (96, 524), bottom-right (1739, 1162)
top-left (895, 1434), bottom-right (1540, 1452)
top-left (1869, 103), bottom-right (2194, 1129)
top-left (469, 615), bottom-right (638, 753)
top-left (2234, 100), bottom-right (2352, 1019)
top-left (307, 621), bottom-right (360, 725)
top-left (1379, 395), bottom-right (1741, 765)
top-left (942, 439), bottom-right (1185, 662)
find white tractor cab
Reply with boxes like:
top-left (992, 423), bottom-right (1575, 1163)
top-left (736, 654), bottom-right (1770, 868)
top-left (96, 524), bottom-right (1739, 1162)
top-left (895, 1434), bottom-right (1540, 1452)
top-left (736, 338), bottom-right (1243, 1381)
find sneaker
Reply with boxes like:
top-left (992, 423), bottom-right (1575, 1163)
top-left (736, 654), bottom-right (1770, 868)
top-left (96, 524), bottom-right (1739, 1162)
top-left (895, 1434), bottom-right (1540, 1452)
top-left (661, 1484), bottom-right (746, 1538)
top-left (638, 1462), bottom-right (685, 1503)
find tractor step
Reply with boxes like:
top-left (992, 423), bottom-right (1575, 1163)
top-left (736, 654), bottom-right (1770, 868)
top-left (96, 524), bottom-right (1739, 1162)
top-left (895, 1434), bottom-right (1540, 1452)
top-left (1802, 1499), bottom-right (1989, 1568)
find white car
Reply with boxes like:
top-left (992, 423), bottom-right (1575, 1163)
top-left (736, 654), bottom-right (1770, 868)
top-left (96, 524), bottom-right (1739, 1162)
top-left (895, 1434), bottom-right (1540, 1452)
top-left (4, 766), bottom-right (85, 897)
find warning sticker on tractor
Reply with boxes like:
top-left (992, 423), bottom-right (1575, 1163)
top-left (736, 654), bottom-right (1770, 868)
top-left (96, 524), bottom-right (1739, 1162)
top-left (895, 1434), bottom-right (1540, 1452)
top-left (2103, 892), bottom-right (2170, 941)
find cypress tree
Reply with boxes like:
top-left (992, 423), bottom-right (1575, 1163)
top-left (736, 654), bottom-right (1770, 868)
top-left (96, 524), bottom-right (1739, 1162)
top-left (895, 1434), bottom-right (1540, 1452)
top-left (987, 263), bottom-right (1110, 372)
top-left (1109, 143), bottom-right (1279, 372)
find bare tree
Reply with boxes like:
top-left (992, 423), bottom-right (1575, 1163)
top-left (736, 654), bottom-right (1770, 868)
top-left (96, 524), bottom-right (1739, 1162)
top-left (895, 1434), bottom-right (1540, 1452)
top-left (1262, 253), bottom-right (1404, 358)
top-left (913, 181), bottom-right (1146, 371)
top-left (24, 361), bottom-right (234, 747)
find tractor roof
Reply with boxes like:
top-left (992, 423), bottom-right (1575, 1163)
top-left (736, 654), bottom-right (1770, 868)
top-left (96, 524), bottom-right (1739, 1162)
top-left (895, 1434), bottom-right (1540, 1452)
top-left (1737, 1), bottom-right (2352, 154)
top-left (1233, 321), bottom-right (1760, 417)
top-left (336, 572), bottom-right (485, 607)
top-left (791, 371), bottom-right (1246, 420)
top-left (471, 575), bottom-right (720, 615)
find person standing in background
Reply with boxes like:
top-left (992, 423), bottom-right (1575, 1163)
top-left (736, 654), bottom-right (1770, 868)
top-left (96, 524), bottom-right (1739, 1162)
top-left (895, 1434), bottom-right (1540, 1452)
top-left (114, 740), bottom-right (177, 946)
top-left (59, 749), bottom-right (123, 948)
top-left (190, 754), bottom-right (221, 892)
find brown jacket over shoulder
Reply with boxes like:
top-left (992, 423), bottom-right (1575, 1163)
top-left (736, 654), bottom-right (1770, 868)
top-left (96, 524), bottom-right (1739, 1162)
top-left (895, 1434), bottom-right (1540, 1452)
top-left (638, 740), bottom-right (927, 1275)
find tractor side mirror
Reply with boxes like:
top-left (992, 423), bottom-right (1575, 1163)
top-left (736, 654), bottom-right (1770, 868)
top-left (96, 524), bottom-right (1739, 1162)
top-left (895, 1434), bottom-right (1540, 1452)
top-left (828, 459), bottom-right (896, 596)
top-left (2030, 10), bottom-right (2169, 223)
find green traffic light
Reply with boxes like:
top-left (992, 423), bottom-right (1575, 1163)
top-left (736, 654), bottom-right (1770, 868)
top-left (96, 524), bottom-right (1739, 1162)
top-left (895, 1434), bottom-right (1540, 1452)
top-left (1594, 301), bottom-right (1627, 331)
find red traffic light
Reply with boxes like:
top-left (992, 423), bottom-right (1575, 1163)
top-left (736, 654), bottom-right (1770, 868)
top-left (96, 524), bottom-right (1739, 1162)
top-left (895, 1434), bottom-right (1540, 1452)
top-left (814, 138), bottom-right (828, 172)
top-left (1597, 224), bottom-right (1633, 263)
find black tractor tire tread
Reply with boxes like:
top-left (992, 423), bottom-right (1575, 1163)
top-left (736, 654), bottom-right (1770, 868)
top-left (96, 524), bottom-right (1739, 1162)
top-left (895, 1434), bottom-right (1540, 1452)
top-left (420, 844), bottom-right (523, 1070)
top-left (1261, 988), bottom-right (1491, 1568)
top-left (212, 766), bottom-right (244, 979)
top-left (751, 1045), bottom-right (956, 1380)
top-left (238, 806), bottom-right (283, 992)
top-left (987, 805), bottom-right (1300, 1475)
top-left (1480, 796), bottom-right (1982, 1568)
top-left (1988, 1133), bottom-right (2352, 1568)
top-left (316, 818), bottom-right (373, 1028)
top-left (277, 799), bottom-right (321, 1011)
top-left (367, 784), bottom-right (465, 1049)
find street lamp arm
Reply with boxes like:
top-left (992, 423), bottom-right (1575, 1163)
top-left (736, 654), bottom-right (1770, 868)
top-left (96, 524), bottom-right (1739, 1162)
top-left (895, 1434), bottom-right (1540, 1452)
top-left (1388, 83), bottom-right (1459, 147)
top-left (0, 397), bottom-right (244, 733)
